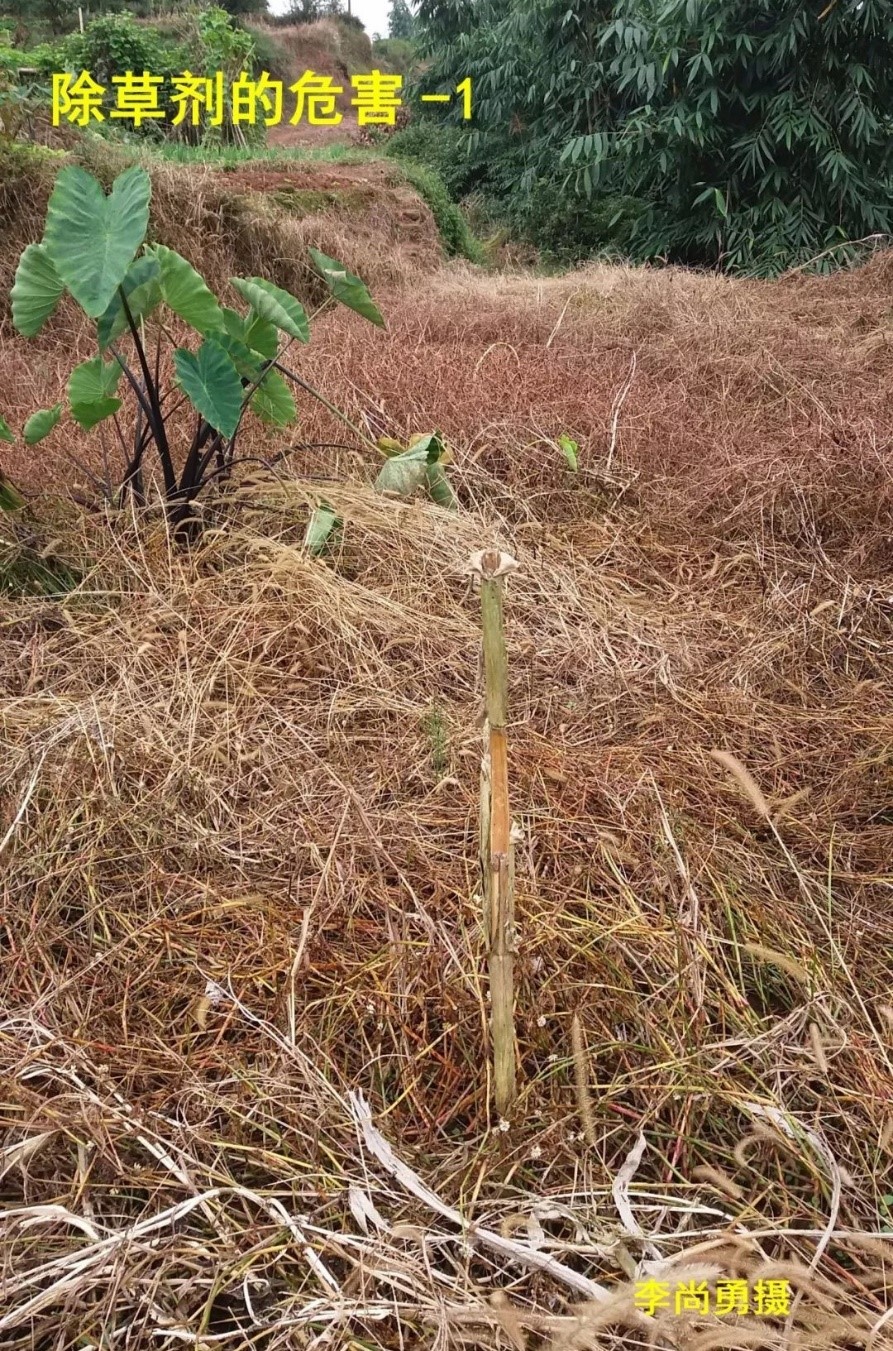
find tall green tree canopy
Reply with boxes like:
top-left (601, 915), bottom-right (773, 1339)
top-left (414, 0), bottom-right (893, 273)
top-left (589, 0), bottom-right (893, 272)
top-left (388, 0), bottom-right (416, 40)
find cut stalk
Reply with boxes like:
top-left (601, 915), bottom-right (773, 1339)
top-left (470, 548), bottom-right (519, 1116)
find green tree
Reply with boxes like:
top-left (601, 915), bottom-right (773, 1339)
top-left (417, 0), bottom-right (893, 273)
top-left (412, 0), bottom-right (633, 249)
top-left (574, 0), bottom-right (893, 272)
top-left (388, 0), bottom-right (416, 40)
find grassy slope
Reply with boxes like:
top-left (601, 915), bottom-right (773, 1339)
top-left (2, 120), bottom-right (893, 1349)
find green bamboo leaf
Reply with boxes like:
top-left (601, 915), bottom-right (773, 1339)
top-left (97, 253), bottom-right (161, 351)
top-left (153, 244), bottom-right (224, 334)
top-left (11, 243), bottom-right (64, 337)
top-left (43, 165), bottom-right (150, 318)
top-left (230, 277), bottom-right (309, 343)
top-left (0, 413), bottom-right (14, 444)
top-left (309, 248), bottom-right (385, 328)
top-left (250, 368), bottom-right (296, 427)
top-left (304, 503), bottom-right (340, 555)
top-left (23, 404), bottom-right (62, 445)
top-left (173, 338), bottom-right (243, 440)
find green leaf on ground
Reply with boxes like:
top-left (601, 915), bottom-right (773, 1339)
top-left (375, 431), bottom-right (455, 504)
top-left (558, 433), bottom-right (579, 471)
top-left (304, 503), bottom-right (340, 555)
top-left (425, 461), bottom-right (458, 509)
top-left (374, 446), bottom-right (430, 498)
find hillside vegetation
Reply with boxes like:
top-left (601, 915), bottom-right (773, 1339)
top-left (409, 0), bottom-right (893, 271)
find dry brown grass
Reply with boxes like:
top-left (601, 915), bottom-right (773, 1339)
top-left (2, 160), bottom-right (893, 1346)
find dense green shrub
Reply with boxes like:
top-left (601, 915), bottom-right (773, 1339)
top-left (58, 15), bottom-right (184, 88)
top-left (515, 182), bottom-right (645, 264)
top-left (414, 0), bottom-right (893, 274)
top-left (588, 0), bottom-right (893, 274)
top-left (12, 42), bottom-right (59, 76)
top-left (387, 119), bottom-right (480, 199)
top-left (386, 117), bottom-right (638, 261)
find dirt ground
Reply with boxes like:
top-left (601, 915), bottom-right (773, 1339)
top-left (206, 157), bottom-right (405, 196)
top-left (266, 107), bottom-right (364, 148)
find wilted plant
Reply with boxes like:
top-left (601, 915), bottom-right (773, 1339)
top-left (305, 429), bottom-right (458, 554)
top-left (469, 546), bottom-right (519, 1117)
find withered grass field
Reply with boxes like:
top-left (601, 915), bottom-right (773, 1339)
top-left (2, 146), bottom-right (893, 1349)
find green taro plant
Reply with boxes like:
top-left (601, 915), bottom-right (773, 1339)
top-left (5, 162), bottom-right (455, 540)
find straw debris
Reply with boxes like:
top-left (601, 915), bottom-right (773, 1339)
top-left (2, 243), bottom-right (893, 1348)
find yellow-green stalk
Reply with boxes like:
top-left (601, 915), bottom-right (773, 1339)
top-left (470, 548), bottom-right (518, 1116)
